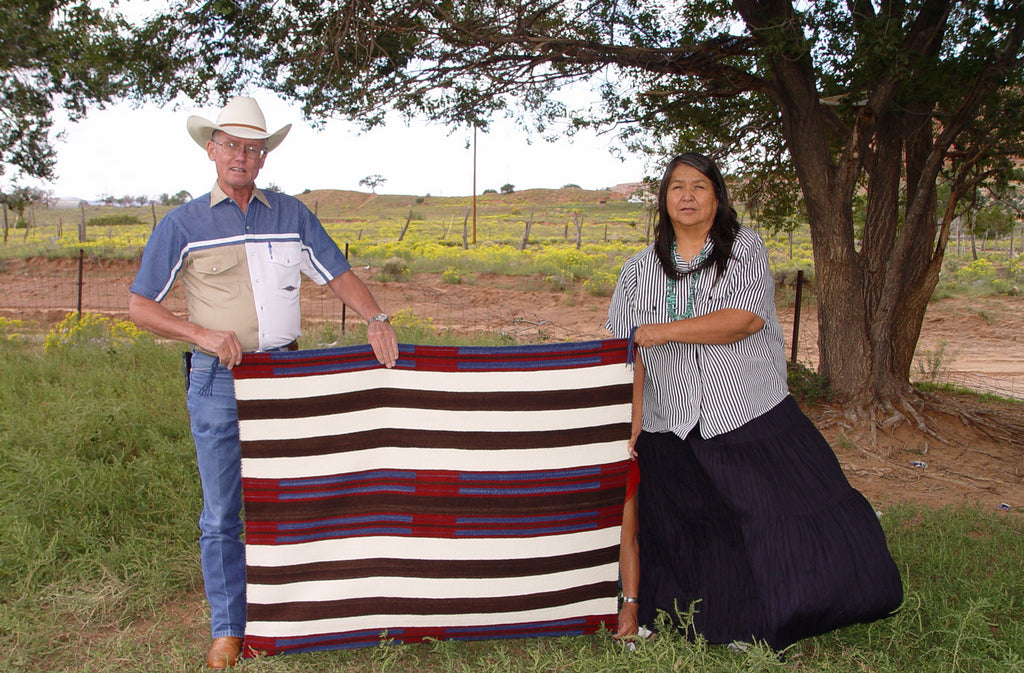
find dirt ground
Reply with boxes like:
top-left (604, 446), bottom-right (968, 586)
top-left (1, 258), bottom-right (1022, 514)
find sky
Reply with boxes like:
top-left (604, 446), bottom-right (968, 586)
top-left (30, 95), bottom-right (654, 203)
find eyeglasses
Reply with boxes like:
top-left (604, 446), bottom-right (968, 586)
top-left (212, 140), bottom-right (267, 159)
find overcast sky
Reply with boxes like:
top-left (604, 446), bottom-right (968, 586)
top-left (29, 94), bottom-right (654, 202)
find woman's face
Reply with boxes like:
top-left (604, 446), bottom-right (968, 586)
top-left (664, 163), bottom-right (719, 236)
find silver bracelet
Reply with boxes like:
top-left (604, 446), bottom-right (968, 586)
top-left (621, 595), bottom-right (638, 604)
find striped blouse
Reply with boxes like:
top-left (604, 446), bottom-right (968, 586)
top-left (605, 226), bottom-right (789, 439)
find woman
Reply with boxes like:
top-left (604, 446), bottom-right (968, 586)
top-left (606, 153), bottom-right (902, 651)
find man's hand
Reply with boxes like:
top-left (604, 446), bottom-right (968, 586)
top-left (197, 328), bottom-right (245, 370)
top-left (129, 293), bottom-right (243, 368)
top-left (367, 320), bottom-right (398, 368)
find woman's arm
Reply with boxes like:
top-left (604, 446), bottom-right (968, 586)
top-left (628, 355), bottom-right (645, 457)
top-left (632, 308), bottom-right (764, 348)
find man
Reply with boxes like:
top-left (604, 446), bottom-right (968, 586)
top-left (128, 96), bottom-right (398, 668)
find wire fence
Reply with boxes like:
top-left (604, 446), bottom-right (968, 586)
top-left (2, 245), bottom-right (1021, 401)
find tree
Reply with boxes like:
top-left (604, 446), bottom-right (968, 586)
top-left (159, 190), bottom-right (192, 206)
top-left (500, 183), bottom-right (515, 194)
top-left (136, 1), bottom-right (1024, 416)
top-left (0, 185), bottom-right (47, 227)
top-left (359, 174), bottom-right (387, 194)
top-left (0, 1), bottom-right (145, 182)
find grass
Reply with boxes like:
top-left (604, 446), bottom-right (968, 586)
top-left (1, 329), bottom-right (1023, 672)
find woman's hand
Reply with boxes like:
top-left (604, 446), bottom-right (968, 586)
top-left (633, 323), bottom-right (668, 348)
top-left (614, 601), bottom-right (639, 640)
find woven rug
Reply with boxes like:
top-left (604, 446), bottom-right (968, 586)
top-left (231, 339), bottom-right (633, 657)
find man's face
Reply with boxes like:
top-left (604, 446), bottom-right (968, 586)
top-left (206, 132), bottom-right (268, 192)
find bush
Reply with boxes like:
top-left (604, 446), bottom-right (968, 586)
top-left (0, 316), bottom-right (36, 342)
top-left (87, 214), bottom-right (143, 227)
top-left (43, 312), bottom-right (145, 354)
top-left (583, 271), bottom-right (617, 297)
top-left (786, 360), bottom-right (831, 405)
top-left (441, 267), bottom-right (462, 284)
top-left (378, 256), bottom-right (411, 281)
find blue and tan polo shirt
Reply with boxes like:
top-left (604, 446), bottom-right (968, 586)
top-left (130, 184), bottom-right (350, 353)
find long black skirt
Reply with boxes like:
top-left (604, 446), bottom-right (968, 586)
top-left (635, 396), bottom-right (903, 650)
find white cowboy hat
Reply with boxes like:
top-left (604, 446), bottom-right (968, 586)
top-left (186, 96), bottom-right (291, 151)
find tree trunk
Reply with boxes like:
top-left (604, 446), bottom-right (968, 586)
top-left (760, 4), bottom-right (957, 410)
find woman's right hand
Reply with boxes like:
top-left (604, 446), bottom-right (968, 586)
top-left (614, 601), bottom-right (639, 639)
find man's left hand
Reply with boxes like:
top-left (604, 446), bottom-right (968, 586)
top-left (367, 320), bottom-right (398, 368)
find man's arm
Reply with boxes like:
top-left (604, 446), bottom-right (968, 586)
top-left (326, 270), bottom-right (398, 368)
top-left (128, 293), bottom-right (245, 369)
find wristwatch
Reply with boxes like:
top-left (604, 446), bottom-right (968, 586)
top-left (368, 312), bottom-right (391, 324)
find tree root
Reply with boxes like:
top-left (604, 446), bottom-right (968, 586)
top-left (811, 387), bottom-right (1024, 451)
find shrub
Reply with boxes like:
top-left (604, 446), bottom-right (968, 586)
top-left (441, 267), bottom-right (462, 284)
top-left (43, 312), bottom-right (145, 353)
top-left (583, 271), bottom-right (618, 297)
top-left (954, 258), bottom-right (997, 284)
top-left (87, 213), bottom-right (143, 227)
top-left (378, 256), bottom-right (411, 281)
top-left (786, 360), bottom-right (831, 405)
top-left (0, 316), bottom-right (36, 342)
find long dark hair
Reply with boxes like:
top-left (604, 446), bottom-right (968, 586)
top-left (654, 153), bottom-right (740, 282)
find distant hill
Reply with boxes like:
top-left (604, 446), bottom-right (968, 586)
top-left (53, 197), bottom-right (90, 209)
top-left (295, 186), bottom-right (627, 212)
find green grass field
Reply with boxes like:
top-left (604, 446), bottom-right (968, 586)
top-left (1, 327), bottom-right (1022, 672)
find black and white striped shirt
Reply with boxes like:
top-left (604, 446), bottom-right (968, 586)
top-left (606, 226), bottom-right (788, 439)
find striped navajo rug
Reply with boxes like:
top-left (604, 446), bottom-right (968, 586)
top-left (231, 339), bottom-right (633, 657)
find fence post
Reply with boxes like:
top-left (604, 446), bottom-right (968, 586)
top-left (77, 249), bottom-right (85, 315)
top-left (790, 270), bottom-right (804, 363)
top-left (2, 204), bottom-right (7, 243)
top-left (519, 208), bottom-right (534, 251)
top-left (79, 203), bottom-right (87, 242)
top-left (398, 209), bottom-right (412, 241)
top-left (341, 243), bottom-right (349, 334)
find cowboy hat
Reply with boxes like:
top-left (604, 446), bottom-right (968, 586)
top-left (186, 96), bottom-right (291, 151)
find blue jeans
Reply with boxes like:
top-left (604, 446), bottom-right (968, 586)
top-left (186, 351), bottom-right (246, 639)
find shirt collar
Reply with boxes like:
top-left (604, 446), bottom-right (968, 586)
top-left (208, 182), bottom-right (272, 209)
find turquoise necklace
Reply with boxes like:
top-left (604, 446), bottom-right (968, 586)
top-left (666, 242), bottom-right (708, 321)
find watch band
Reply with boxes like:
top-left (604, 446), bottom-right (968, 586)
top-left (368, 312), bottom-right (390, 324)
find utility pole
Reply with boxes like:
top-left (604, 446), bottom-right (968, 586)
top-left (472, 125), bottom-right (477, 245)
